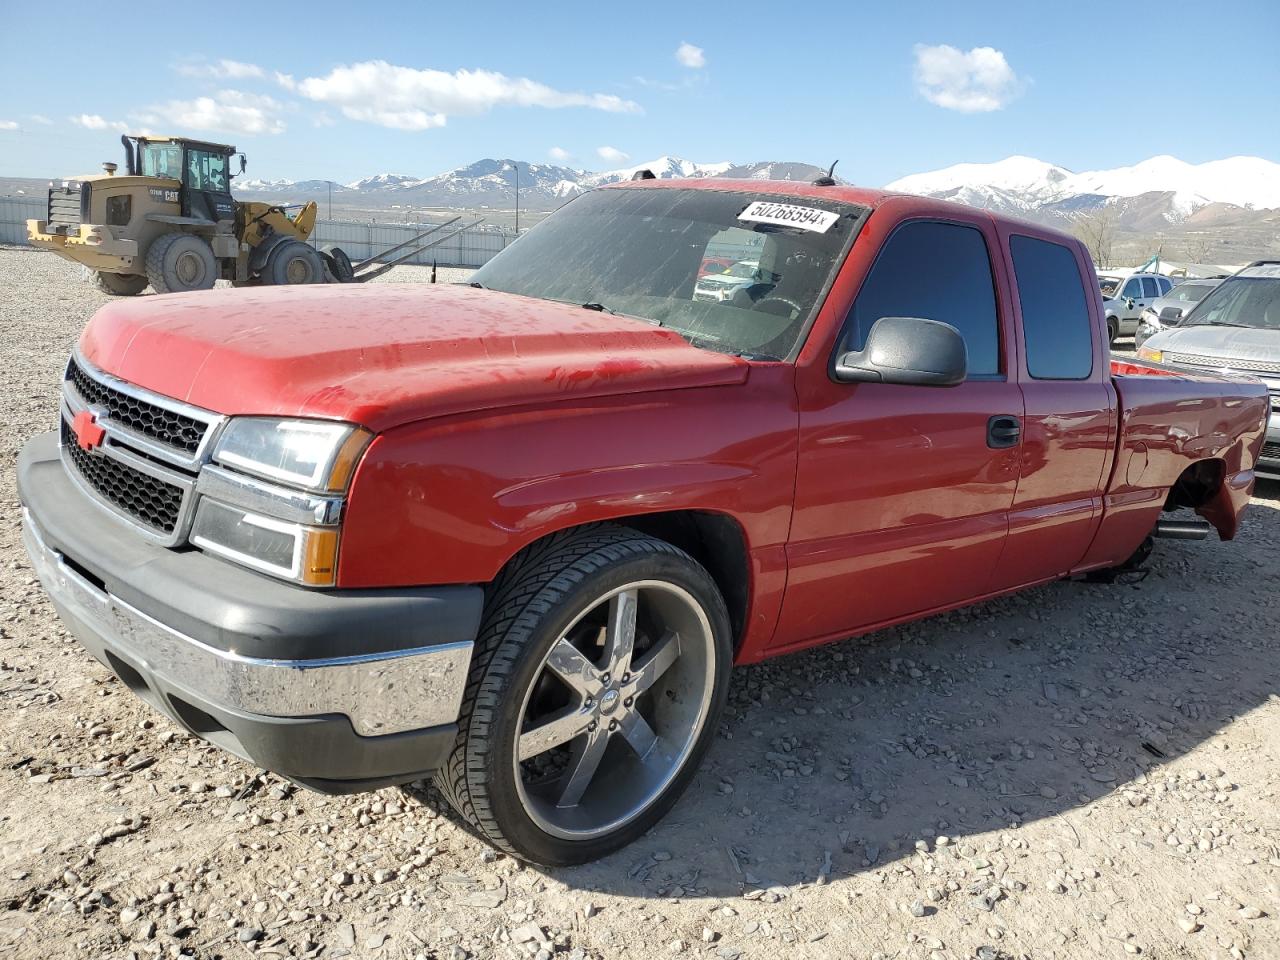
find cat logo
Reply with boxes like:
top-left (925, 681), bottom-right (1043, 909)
top-left (148, 187), bottom-right (180, 204)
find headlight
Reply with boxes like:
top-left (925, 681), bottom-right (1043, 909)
top-left (214, 417), bottom-right (370, 492)
top-left (191, 499), bottom-right (340, 586)
top-left (195, 417), bottom-right (372, 586)
top-left (1137, 346), bottom-right (1163, 363)
top-left (1141, 308), bottom-right (1159, 323)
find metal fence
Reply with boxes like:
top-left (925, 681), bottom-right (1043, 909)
top-left (0, 196), bottom-right (46, 245)
top-left (308, 217), bottom-right (511, 268)
top-left (0, 195), bottom-right (513, 269)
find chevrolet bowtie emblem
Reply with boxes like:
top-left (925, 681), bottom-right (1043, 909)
top-left (71, 410), bottom-right (106, 451)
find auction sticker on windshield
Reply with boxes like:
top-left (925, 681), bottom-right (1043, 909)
top-left (738, 201), bottom-right (839, 233)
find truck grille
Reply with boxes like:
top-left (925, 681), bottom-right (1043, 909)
top-left (1262, 441), bottom-right (1280, 462)
top-left (47, 184), bottom-right (86, 232)
top-left (1164, 352), bottom-right (1280, 377)
top-left (68, 357), bottom-right (208, 455)
top-left (60, 420), bottom-right (184, 534)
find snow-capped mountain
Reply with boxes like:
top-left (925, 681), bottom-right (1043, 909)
top-left (345, 173), bottom-right (424, 191)
top-left (235, 177), bottom-right (349, 194)
top-left (583, 156), bottom-right (732, 187)
top-left (234, 156), bottom-right (831, 210)
top-left (886, 155), bottom-right (1280, 220)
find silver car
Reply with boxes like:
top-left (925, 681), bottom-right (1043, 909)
top-left (1137, 262), bottom-right (1280, 477)
top-left (1099, 272), bottom-right (1174, 345)
top-left (1133, 278), bottom-right (1225, 350)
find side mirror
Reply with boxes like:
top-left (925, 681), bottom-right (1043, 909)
top-left (833, 316), bottom-right (967, 386)
top-left (1125, 297), bottom-right (1136, 309)
top-left (1158, 306), bottom-right (1183, 322)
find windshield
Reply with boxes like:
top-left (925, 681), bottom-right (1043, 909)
top-left (1167, 281), bottom-right (1217, 303)
top-left (141, 142), bottom-right (182, 179)
top-left (470, 187), bottom-right (865, 359)
top-left (1183, 268), bottom-right (1280, 330)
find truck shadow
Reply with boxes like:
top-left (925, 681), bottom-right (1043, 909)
top-left (407, 494), bottom-right (1280, 897)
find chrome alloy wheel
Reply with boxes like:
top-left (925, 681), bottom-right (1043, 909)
top-left (513, 580), bottom-right (716, 840)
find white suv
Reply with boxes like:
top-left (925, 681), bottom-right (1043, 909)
top-left (1099, 272), bottom-right (1175, 345)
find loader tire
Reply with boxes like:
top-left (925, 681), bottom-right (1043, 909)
top-left (85, 268), bottom-right (148, 297)
top-left (264, 240), bottom-right (325, 285)
top-left (321, 245), bottom-right (355, 283)
top-left (146, 233), bottom-right (218, 294)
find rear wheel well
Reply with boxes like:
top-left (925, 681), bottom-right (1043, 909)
top-left (497, 513), bottom-right (750, 653)
top-left (1164, 459), bottom-right (1226, 511)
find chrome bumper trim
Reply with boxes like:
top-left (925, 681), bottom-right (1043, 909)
top-left (23, 509), bottom-right (472, 736)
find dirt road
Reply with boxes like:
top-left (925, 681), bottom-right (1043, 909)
top-left (0, 248), bottom-right (1276, 960)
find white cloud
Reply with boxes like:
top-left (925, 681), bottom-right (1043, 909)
top-left (71, 114), bottom-right (128, 133)
top-left (29, 114), bottom-right (53, 125)
top-left (177, 58), bottom-right (266, 80)
top-left (295, 60), bottom-right (642, 131)
top-left (0, 120), bottom-right (18, 131)
top-left (596, 146), bottom-right (630, 164)
top-left (549, 146), bottom-right (570, 161)
top-left (913, 44), bottom-right (1020, 113)
top-left (676, 42), bottom-right (706, 69)
top-left (134, 90), bottom-right (287, 136)
top-left (275, 71), bottom-right (296, 91)
top-left (312, 112), bottom-right (336, 128)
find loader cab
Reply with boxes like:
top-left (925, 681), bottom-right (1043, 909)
top-left (129, 137), bottom-right (241, 225)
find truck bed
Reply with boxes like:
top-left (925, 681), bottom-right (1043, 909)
top-left (1093, 357), bottom-right (1270, 560)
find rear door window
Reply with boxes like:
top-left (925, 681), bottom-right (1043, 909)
top-left (844, 220), bottom-right (1001, 377)
top-left (1141, 277), bottom-right (1160, 298)
top-left (1009, 235), bottom-right (1094, 380)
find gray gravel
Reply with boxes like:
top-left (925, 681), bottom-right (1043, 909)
top-left (0, 246), bottom-right (1277, 959)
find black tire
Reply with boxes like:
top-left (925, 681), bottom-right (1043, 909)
top-left (434, 525), bottom-right (732, 866)
top-left (85, 268), bottom-right (148, 296)
top-left (1106, 317), bottom-right (1119, 347)
top-left (263, 240), bottom-right (325, 285)
top-left (146, 233), bottom-right (218, 294)
top-left (321, 244), bottom-right (355, 283)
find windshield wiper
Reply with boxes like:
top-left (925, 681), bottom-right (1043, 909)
top-left (466, 281), bottom-right (484, 289)
top-left (581, 302), bottom-right (616, 314)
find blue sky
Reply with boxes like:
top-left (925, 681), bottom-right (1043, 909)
top-left (2, 0), bottom-right (1277, 186)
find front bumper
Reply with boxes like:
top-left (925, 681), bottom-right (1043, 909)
top-left (1259, 407), bottom-right (1280, 479)
top-left (19, 431), bottom-right (484, 791)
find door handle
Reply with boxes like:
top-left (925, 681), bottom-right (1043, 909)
top-left (987, 415), bottom-right (1021, 449)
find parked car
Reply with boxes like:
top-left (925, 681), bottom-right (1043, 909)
top-left (1099, 271), bottom-right (1176, 345)
top-left (1138, 261), bottom-right (1280, 477)
top-left (1134, 278), bottom-right (1225, 349)
top-left (19, 181), bottom-right (1269, 866)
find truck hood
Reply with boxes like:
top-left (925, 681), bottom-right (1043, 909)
top-left (79, 283), bottom-right (749, 431)
top-left (1151, 324), bottom-right (1280, 369)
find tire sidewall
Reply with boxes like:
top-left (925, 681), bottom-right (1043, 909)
top-left (164, 236), bottom-right (216, 292)
top-left (477, 546), bottom-right (732, 866)
top-left (268, 242), bottom-right (323, 285)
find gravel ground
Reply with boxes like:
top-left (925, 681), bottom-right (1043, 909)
top-left (0, 246), bottom-right (1277, 960)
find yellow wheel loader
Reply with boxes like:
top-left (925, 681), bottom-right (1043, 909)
top-left (25, 135), bottom-right (464, 295)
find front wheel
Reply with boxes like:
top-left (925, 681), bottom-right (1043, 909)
top-left (434, 526), bottom-right (732, 865)
top-left (263, 240), bottom-right (325, 285)
top-left (1107, 317), bottom-right (1120, 347)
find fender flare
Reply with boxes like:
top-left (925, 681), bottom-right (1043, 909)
top-left (248, 231), bottom-right (293, 275)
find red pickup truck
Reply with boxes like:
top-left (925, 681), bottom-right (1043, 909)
top-left (19, 178), bottom-right (1268, 865)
